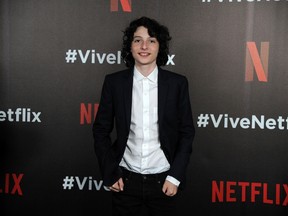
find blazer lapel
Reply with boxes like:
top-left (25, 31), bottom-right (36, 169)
top-left (158, 68), bottom-right (168, 126)
top-left (123, 69), bottom-right (134, 132)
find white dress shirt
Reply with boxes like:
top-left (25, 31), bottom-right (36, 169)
top-left (119, 66), bottom-right (180, 186)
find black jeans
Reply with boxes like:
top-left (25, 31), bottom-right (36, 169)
top-left (112, 168), bottom-right (178, 216)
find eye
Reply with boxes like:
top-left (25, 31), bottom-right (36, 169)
top-left (133, 39), bottom-right (141, 43)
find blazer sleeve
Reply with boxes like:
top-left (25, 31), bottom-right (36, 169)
top-left (92, 75), bottom-right (121, 186)
top-left (167, 76), bottom-right (195, 188)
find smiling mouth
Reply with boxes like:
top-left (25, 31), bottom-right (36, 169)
top-left (139, 52), bottom-right (150, 56)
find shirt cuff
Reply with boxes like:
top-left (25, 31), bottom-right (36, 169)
top-left (166, 175), bottom-right (180, 187)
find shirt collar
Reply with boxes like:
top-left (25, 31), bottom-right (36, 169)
top-left (133, 66), bottom-right (158, 83)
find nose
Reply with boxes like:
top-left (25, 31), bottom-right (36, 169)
top-left (141, 41), bottom-right (148, 50)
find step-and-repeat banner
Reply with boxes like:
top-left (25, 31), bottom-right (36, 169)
top-left (1, 0), bottom-right (287, 215)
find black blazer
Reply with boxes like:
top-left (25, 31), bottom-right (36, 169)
top-left (92, 67), bottom-right (195, 188)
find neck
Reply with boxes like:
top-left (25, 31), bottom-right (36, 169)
top-left (135, 63), bottom-right (157, 77)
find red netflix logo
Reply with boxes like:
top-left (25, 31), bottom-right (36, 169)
top-left (212, 180), bottom-right (288, 206)
top-left (245, 41), bottom-right (269, 82)
top-left (110, 0), bottom-right (132, 12)
top-left (0, 173), bottom-right (24, 196)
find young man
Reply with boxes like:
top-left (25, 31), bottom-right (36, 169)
top-left (92, 16), bottom-right (195, 216)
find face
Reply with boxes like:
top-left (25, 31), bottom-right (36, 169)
top-left (131, 26), bottom-right (159, 68)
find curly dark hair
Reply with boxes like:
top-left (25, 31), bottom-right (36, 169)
top-left (121, 16), bottom-right (172, 68)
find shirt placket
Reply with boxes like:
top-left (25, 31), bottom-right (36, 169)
top-left (142, 78), bottom-right (150, 168)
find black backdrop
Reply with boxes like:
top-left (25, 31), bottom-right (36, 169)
top-left (1, 0), bottom-right (288, 215)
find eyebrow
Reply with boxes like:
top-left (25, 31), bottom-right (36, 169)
top-left (133, 36), bottom-right (157, 39)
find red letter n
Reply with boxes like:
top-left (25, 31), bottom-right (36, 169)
top-left (80, 103), bottom-right (99, 125)
top-left (111, 0), bottom-right (132, 12)
top-left (212, 180), bottom-right (224, 202)
top-left (245, 42), bottom-right (269, 82)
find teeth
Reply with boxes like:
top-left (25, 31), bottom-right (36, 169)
top-left (139, 53), bottom-right (149, 56)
